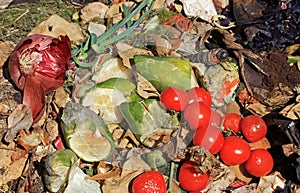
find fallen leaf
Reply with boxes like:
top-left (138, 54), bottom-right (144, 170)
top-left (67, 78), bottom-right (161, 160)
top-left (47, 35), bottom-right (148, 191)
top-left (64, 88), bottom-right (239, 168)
top-left (249, 137), bottom-right (271, 150)
top-left (0, 41), bottom-right (15, 68)
top-left (257, 171), bottom-right (285, 192)
top-left (229, 164), bottom-right (253, 184)
top-left (28, 14), bottom-right (85, 44)
top-left (282, 144), bottom-right (300, 157)
top-left (179, 0), bottom-right (217, 22)
top-left (0, 0), bottom-right (13, 9)
top-left (0, 143), bottom-right (28, 187)
top-left (53, 87), bottom-right (69, 109)
top-left (5, 104), bottom-right (32, 143)
top-left (80, 2), bottom-right (109, 24)
top-left (117, 42), bottom-right (152, 68)
top-left (280, 95), bottom-right (300, 120)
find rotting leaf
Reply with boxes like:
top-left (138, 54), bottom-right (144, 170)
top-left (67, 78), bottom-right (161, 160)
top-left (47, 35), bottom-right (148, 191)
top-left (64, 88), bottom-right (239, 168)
top-left (282, 144), bottom-right (300, 157)
top-left (101, 156), bottom-right (151, 193)
top-left (184, 146), bottom-right (236, 192)
top-left (136, 74), bottom-right (160, 99)
top-left (280, 95), bottom-right (300, 120)
top-left (0, 142), bottom-right (28, 187)
top-left (16, 129), bottom-right (47, 151)
top-left (117, 42), bottom-right (153, 68)
top-left (5, 104), bottom-right (33, 143)
top-left (256, 171), bottom-right (286, 192)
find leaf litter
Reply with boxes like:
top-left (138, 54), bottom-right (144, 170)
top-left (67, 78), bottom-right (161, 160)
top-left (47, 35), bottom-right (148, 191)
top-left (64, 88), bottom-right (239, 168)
top-left (0, 0), bottom-right (300, 192)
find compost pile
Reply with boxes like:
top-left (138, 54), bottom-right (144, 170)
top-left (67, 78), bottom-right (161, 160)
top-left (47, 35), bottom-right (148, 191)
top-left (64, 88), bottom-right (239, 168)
top-left (0, 0), bottom-right (300, 192)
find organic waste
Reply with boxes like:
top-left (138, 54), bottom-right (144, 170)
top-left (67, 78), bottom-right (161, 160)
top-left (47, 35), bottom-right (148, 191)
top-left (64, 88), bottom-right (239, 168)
top-left (0, 0), bottom-right (300, 193)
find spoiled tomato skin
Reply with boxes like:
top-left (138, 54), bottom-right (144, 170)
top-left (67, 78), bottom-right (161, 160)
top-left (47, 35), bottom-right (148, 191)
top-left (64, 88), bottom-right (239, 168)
top-left (245, 148), bottom-right (274, 177)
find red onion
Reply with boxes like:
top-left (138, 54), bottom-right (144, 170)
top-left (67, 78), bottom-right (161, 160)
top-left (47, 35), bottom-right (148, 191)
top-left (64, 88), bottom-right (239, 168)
top-left (8, 34), bottom-right (73, 123)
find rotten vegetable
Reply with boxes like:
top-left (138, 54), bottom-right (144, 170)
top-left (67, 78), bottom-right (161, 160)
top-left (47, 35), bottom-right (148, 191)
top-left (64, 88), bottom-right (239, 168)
top-left (61, 102), bottom-right (115, 162)
top-left (8, 34), bottom-right (73, 123)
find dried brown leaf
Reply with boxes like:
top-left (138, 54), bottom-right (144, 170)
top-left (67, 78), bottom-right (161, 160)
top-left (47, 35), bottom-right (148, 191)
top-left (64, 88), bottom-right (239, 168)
top-left (280, 95), bottom-right (300, 120)
top-left (53, 87), bottom-right (69, 109)
top-left (257, 171), bottom-right (285, 192)
top-left (282, 144), bottom-right (300, 157)
top-left (249, 137), bottom-right (271, 150)
top-left (136, 74), bottom-right (160, 99)
top-left (5, 104), bottom-right (32, 143)
top-left (0, 143), bottom-right (28, 187)
top-left (80, 2), bottom-right (108, 24)
top-left (28, 14), bottom-right (85, 44)
top-left (117, 42), bottom-right (152, 68)
top-left (0, 41), bottom-right (15, 68)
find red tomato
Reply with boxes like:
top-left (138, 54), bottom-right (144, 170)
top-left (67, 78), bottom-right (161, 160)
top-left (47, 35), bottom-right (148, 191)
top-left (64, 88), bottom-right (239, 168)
top-left (183, 102), bottom-right (212, 130)
top-left (210, 110), bottom-right (223, 127)
top-left (160, 87), bottom-right (189, 111)
top-left (220, 136), bottom-right (251, 165)
top-left (187, 87), bottom-right (212, 106)
top-left (245, 148), bottom-right (274, 177)
top-left (193, 125), bottom-right (224, 154)
top-left (132, 171), bottom-right (166, 193)
top-left (179, 161), bottom-right (210, 192)
top-left (240, 115), bottom-right (267, 142)
top-left (222, 113), bottom-right (242, 133)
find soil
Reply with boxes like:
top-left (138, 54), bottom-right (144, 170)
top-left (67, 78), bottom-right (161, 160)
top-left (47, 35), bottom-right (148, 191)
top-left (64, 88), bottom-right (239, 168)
top-left (244, 49), bottom-right (300, 109)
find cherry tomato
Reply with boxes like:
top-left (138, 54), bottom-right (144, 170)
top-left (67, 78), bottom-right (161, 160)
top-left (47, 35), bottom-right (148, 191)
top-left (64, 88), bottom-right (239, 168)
top-left (187, 87), bottom-right (212, 106)
top-left (222, 113), bottom-right (242, 133)
top-left (209, 110), bottom-right (223, 127)
top-left (193, 124), bottom-right (224, 154)
top-left (220, 136), bottom-right (251, 165)
top-left (179, 160), bottom-right (210, 192)
top-left (245, 148), bottom-right (274, 177)
top-left (183, 102), bottom-right (212, 130)
top-left (240, 115), bottom-right (267, 142)
top-left (160, 87), bottom-right (189, 111)
top-left (132, 170), bottom-right (166, 193)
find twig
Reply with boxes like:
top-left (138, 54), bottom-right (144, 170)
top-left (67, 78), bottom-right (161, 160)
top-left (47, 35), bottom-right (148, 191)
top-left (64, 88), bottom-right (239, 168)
top-left (14, 9), bottom-right (29, 23)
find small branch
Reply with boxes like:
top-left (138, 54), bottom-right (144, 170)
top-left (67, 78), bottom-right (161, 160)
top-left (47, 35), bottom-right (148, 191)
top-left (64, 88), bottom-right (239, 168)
top-left (14, 9), bottom-right (29, 23)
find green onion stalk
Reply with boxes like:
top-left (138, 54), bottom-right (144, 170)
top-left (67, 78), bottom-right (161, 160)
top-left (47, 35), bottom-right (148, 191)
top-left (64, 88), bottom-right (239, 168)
top-left (72, 0), bottom-right (156, 67)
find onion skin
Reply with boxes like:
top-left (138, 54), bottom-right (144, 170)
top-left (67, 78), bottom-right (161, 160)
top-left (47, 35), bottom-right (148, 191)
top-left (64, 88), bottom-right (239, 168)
top-left (8, 34), bottom-right (73, 123)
